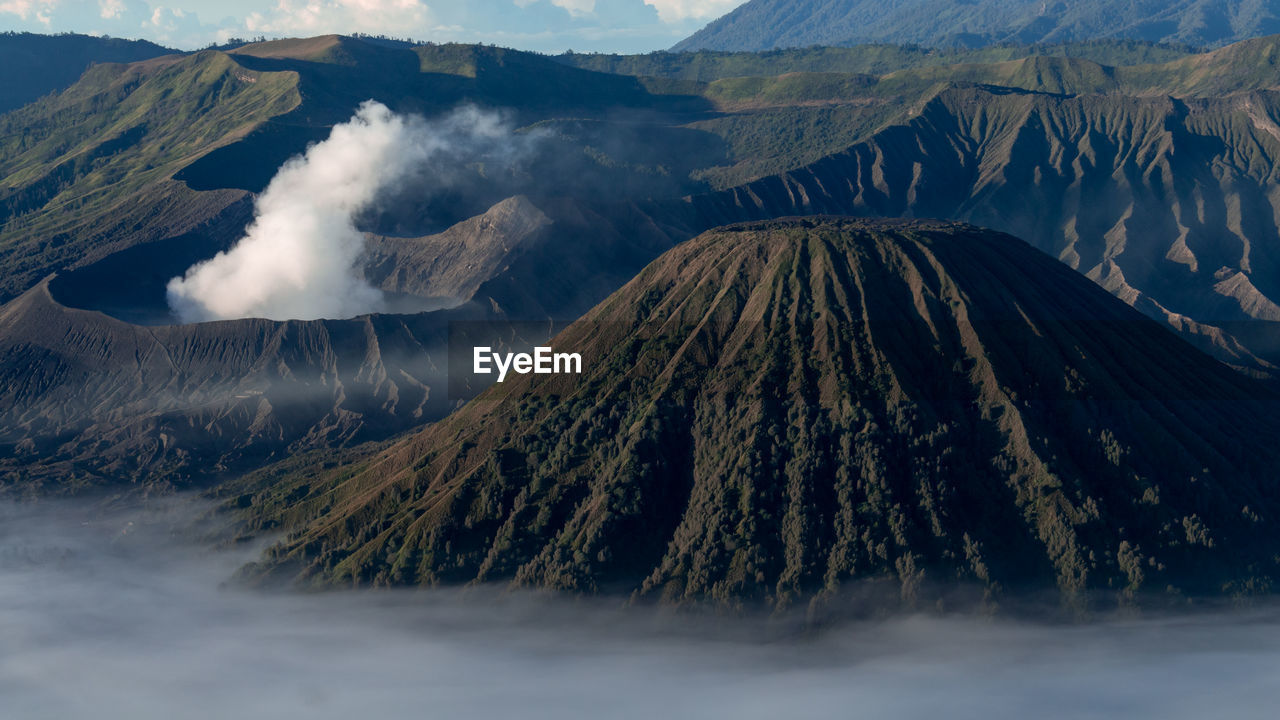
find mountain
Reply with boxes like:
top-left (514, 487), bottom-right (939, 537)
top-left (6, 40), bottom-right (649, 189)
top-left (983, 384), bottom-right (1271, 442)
top-left (0, 32), bottom-right (174, 114)
top-left (0, 36), bottom-right (722, 491)
top-left (681, 82), bottom-right (1280, 372)
top-left (11, 34), bottom-right (1280, 492)
top-left (675, 0), bottom-right (1280, 52)
top-left (241, 218), bottom-right (1280, 611)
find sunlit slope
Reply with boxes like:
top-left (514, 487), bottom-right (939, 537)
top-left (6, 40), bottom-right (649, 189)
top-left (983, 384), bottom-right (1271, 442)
top-left (0, 32), bottom-right (174, 113)
top-left (0, 51), bottom-right (301, 299)
top-left (244, 219), bottom-right (1280, 609)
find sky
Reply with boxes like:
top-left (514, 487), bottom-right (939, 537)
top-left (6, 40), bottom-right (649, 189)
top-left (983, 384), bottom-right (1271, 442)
top-left (0, 0), bottom-right (746, 53)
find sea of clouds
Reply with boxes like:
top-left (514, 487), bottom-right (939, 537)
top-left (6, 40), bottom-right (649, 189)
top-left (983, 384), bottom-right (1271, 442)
top-left (2, 497), bottom-right (1278, 720)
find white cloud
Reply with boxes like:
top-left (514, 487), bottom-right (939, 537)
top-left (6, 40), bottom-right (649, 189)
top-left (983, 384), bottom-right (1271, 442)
top-left (146, 5), bottom-right (189, 31)
top-left (550, 0), bottom-right (594, 16)
top-left (0, 0), bottom-right (32, 17)
top-left (643, 0), bottom-right (741, 23)
top-left (98, 0), bottom-right (123, 18)
top-left (244, 0), bottom-right (430, 36)
top-left (0, 0), bottom-right (58, 24)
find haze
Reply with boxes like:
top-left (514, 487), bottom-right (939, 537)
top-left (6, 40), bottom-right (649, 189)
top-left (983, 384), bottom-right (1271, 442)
top-left (2, 498), bottom-right (1278, 720)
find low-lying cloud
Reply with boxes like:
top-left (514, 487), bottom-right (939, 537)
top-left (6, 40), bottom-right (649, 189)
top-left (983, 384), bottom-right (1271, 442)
top-left (167, 102), bottom-right (527, 323)
top-left (4, 497), bottom-right (1280, 719)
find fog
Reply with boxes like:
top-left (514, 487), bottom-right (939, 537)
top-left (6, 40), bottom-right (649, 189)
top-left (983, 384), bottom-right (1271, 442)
top-left (3, 498), bottom-right (1279, 720)
top-left (166, 102), bottom-right (532, 323)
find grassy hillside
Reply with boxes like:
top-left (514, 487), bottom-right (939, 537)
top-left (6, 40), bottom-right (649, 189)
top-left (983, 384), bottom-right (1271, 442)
top-left (0, 32), bottom-right (174, 114)
top-left (0, 51), bottom-right (301, 300)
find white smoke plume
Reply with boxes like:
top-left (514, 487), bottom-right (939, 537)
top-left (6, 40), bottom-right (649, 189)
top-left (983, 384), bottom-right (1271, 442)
top-left (167, 101), bottom-right (516, 323)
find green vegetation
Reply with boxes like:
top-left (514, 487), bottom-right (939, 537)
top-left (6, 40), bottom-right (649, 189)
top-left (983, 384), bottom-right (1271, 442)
top-left (0, 32), bottom-right (173, 114)
top-left (0, 51), bottom-right (300, 299)
top-left (685, 104), bottom-right (901, 189)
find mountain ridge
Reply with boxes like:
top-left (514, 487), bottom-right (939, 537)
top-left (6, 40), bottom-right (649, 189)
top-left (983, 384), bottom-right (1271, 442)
top-left (676, 0), bottom-right (1280, 52)
top-left (0, 32), bottom-right (175, 114)
top-left (678, 84), bottom-right (1280, 371)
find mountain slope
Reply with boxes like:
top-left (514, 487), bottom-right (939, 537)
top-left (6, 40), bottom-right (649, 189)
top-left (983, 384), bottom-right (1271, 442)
top-left (0, 35), bottom-right (716, 305)
top-left (675, 0), bottom-right (1280, 52)
top-left (0, 32), bottom-right (174, 114)
top-left (0, 193), bottom-right (684, 491)
top-left (681, 85), bottom-right (1280, 371)
top-left (243, 218), bottom-right (1280, 611)
top-left (0, 50), bottom-right (301, 301)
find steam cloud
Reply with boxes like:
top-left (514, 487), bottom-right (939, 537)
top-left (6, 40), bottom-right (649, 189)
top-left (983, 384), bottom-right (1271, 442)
top-left (167, 101), bottom-right (520, 323)
top-left (5, 498), bottom-right (1280, 719)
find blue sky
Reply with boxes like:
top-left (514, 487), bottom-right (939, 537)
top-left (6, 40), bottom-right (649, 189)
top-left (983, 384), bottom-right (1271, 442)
top-left (0, 0), bottom-right (746, 53)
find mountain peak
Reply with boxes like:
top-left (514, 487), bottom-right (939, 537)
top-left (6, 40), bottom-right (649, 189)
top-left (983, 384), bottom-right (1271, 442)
top-left (246, 218), bottom-right (1280, 611)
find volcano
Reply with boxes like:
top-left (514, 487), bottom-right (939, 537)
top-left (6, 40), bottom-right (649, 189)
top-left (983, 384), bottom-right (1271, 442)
top-left (242, 218), bottom-right (1280, 611)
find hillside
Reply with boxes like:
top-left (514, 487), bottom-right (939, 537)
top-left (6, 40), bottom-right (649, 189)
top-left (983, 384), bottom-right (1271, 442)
top-left (0, 32), bottom-right (174, 114)
top-left (0, 50), bottom-right (301, 302)
top-left (676, 0), bottom-right (1280, 52)
top-left (241, 219), bottom-right (1280, 611)
top-left (680, 85), bottom-right (1280, 371)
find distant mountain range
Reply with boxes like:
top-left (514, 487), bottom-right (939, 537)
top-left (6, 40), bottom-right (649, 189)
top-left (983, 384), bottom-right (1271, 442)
top-left (675, 0), bottom-right (1280, 52)
top-left (242, 218), bottom-right (1280, 610)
